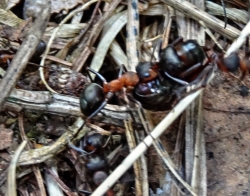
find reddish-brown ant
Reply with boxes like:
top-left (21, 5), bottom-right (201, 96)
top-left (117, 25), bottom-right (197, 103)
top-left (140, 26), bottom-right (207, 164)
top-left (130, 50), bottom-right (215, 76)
top-left (84, 132), bottom-right (105, 152)
top-left (80, 68), bottom-right (139, 118)
top-left (80, 37), bottom-right (249, 117)
top-left (0, 51), bottom-right (14, 64)
top-left (0, 40), bottom-right (46, 65)
top-left (69, 132), bottom-right (114, 195)
top-left (215, 41), bottom-right (250, 81)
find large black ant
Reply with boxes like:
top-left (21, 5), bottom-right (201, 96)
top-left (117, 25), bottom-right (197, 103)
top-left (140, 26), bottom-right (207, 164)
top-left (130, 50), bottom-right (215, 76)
top-left (80, 36), bottom-right (249, 118)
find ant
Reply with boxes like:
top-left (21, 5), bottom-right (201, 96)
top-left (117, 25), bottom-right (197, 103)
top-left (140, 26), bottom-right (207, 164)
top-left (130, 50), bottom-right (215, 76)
top-left (69, 132), bottom-right (114, 195)
top-left (80, 68), bottom-right (139, 118)
top-left (0, 40), bottom-right (46, 65)
top-left (80, 36), bottom-right (248, 118)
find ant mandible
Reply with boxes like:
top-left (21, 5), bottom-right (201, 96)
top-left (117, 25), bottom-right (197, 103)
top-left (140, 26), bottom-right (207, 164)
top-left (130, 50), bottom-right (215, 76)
top-left (80, 37), bottom-right (248, 118)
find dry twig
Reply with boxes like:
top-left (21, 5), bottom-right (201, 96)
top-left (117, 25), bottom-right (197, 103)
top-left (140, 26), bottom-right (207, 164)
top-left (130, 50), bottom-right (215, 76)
top-left (6, 141), bottom-right (27, 196)
top-left (161, 0), bottom-right (240, 40)
top-left (18, 114), bottom-right (46, 196)
top-left (0, 0), bottom-right (51, 109)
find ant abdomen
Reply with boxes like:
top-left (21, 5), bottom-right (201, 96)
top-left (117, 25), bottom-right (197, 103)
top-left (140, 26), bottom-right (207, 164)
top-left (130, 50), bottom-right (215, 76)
top-left (80, 83), bottom-right (105, 117)
top-left (217, 52), bottom-right (240, 73)
top-left (159, 40), bottom-right (206, 77)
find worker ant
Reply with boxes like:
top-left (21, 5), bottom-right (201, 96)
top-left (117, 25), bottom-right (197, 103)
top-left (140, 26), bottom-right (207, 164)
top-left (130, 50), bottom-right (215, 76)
top-left (69, 132), bottom-right (114, 195)
top-left (2, 40), bottom-right (47, 64)
top-left (80, 68), bottom-right (139, 119)
top-left (0, 40), bottom-right (46, 65)
top-left (80, 36), bottom-right (248, 118)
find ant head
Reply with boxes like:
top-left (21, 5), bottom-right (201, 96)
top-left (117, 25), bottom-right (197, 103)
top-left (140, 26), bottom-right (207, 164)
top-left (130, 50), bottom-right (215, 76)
top-left (85, 133), bottom-right (104, 152)
top-left (136, 62), bottom-right (158, 82)
top-left (80, 83), bottom-right (105, 118)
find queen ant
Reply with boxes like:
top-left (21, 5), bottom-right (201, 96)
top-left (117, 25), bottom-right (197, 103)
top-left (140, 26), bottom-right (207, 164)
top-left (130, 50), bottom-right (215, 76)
top-left (80, 36), bottom-right (249, 118)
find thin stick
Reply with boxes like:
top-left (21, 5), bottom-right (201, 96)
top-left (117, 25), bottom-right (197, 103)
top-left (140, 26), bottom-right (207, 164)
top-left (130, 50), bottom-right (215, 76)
top-left (17, 118), bottom-right (87, 165)
top-left (124, 120), bottom-right (142, 196)
top-left (18, 114), bottom-right (46, 196)
top-left (225, 21), bottom-right (250, 57)
top-left (135, 130), bottom-right (149, 196)
top-left (6, 141), bottom-right (27, 196)
top-left (72, 0), bottom-right (122, 71)
top-left (160, 0), bottom-right (240, 40)
top-left (126, 0), bottom-right (140, 72)
top-left (46, 167), bottom-right (77, 196)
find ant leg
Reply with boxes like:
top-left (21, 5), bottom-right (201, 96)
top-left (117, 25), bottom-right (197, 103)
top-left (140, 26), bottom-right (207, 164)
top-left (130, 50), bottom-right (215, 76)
top-left (245, 37), bottom-right (249, 58)
top-left (87, 100), bottom-right (108, 120)
top-left (171, 36), bottom-right (183, 46)
top-left (68, 139), bottom-right (96, 156)
top-left (86, 91), bottom-right (114, 119)
top-left (150, 37), bottom-right (162, 62)
top-left (79, 190), bottom-right (92, 195)
top-left (202, 46), bottom-right (211, 52)
top-left (178, 62), bottom-right (203, 78)
top-left (200, 64), bottom-right (216, 87)
top-left (189, 64), bottom-right (213, 86)
top-left (126, 94), bottom-right (149, 131)
top-left (118, 64), bottom-right (124, 77)
top-left (174, 64), bottom-right (214, 99)
top-left (86, 71), bottom-right (94, 82)
top-left (164, 71), bottom-right (189, 85)
top-left (220, 0), bottom-right (227, 29)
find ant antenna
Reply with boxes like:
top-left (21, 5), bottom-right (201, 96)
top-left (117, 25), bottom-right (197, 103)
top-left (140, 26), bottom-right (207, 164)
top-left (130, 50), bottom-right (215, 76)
top-left (87, 100), bottom-right (108, 120)
top-left (86, 67), bottom-right (107, 83)
top-left (118, 64), bottom-right (125, 77)
top-left (220, 0), bottom-right (227, 29)
top-left (245, 37), bottom-right (250, 58)
top-left (149, 37), bottom-right (162, 62)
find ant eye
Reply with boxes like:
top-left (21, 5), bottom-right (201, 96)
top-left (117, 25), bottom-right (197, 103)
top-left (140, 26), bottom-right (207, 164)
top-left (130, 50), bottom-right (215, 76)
top-left (143, 72), bottom-right (150, 78)
top-left (136, 62), bottom-right (153, 79)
